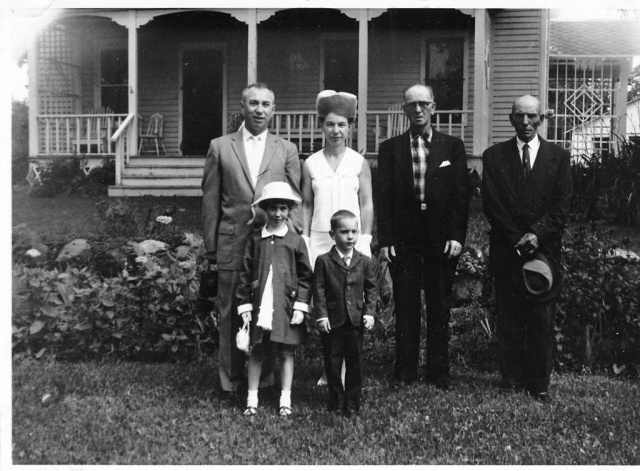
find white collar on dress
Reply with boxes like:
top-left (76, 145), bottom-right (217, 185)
top-left (261, 224), bottom-right (288, 238)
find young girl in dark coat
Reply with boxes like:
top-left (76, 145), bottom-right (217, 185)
top-left (236, 182), bottom-right (313, 417)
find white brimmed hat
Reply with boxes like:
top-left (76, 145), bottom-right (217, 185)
top-left (253, 181), bottom-right (301, 207)
top-left (316, 90), bottom-right (357, 119)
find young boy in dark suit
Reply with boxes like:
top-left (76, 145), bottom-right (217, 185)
top-left (313, 210), bottom-right (377, 417)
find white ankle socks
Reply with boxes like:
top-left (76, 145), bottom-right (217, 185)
top-left (247, 390), bottom-right (258, 408)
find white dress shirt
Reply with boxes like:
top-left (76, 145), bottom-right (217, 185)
top-left (516, 134), bottom-right (540, 170)
top-left (242, 127), bottom-right (268, 187)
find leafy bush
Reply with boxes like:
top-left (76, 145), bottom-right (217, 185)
top-left (571, 139), bottom-right (640, 226)
top-left (12, 228), bottom-right (218, 361)
top-left (556, 223), bottom-right (640, 376)
top-left (29, 159), bottom-right (115, 198)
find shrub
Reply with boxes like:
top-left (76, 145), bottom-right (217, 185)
top-left (29, 159), bottom-right (115, 198)
top-left (571, 139), bottom-right (640, 226)
top-left (556, 223), bottom-right (640, 376)
top-left (12, 230), bottom-right (218, 362)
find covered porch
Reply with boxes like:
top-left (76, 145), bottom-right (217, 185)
top-left (27, 8), bottom-right (495, 196)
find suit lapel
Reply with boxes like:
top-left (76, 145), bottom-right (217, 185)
top-left (397, 131), bottom-right (415, 188)
top-left (524, 138), bottom-right (555, 198)
top-left (230, 131), bottom-right (254, 190)
top-left (426, 129), bottom-right (446, 181)
top-left (329, 247), bottom-right (347, 270)
top-left (498, 137), bottom-right (526, 200)
top-left (257, 133), bottom-right (276, 186)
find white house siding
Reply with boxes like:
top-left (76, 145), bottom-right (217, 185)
top-left (490, 9), bottom-right (546, 145)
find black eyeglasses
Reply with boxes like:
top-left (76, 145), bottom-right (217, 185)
top-left (403, 101), bottom-right (434, 110)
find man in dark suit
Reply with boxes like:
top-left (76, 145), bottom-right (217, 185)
top-left (482, 95), bottom-right (572, 402)
top-left (202, 82), bottom-right (302, 395)
top-left (377, 84), bottom-right (470, 389)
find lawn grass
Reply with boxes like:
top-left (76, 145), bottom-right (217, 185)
top-left (12, 352), bottom-right (640, 465)
top-left (11, 190), bottom-right (640, 464)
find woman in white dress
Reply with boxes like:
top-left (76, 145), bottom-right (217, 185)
top-left (301, 90), bottom-right (374, 386)
top-left (301, 90), bottom-right (374, 268)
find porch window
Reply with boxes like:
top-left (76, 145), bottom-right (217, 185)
top-left (323, 39), bottom-right (358, 96)
top-left (99, 48), bottom-right (128, 113)
top-left (424, 37), bottom-right (465, 112)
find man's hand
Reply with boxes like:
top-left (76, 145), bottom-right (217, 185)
top-left (317, 319), bottom-right (331, 333)
top-left (290, 310), bottom-right (304, 325)
top-left (241, 311), bottom-right (252, 324)
top-left (207, 253), bottom-right (217, 271)
top-left (444, 240), bottom-right (462, 259)
top-left (515, 232), bottom-right (539, 256)
top-left (363, 315), bottom-right (374, 330)
top-left (380, 246), bottom-right (396, 263)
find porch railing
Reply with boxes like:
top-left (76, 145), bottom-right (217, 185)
top-left (111, 113), bottom-right (137, 185)
top-left (269, 111), bottom-right (354, 155)
top-left (367, 109), bottom-right (473, 153)
top-left (267, 109), bottom-right (472, 155)
top-left (36, 113), bottom-right (127, 156)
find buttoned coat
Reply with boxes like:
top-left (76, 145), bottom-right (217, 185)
top-left (482, 135), bottom-right (572, 274)
top-left (201, 130), bottom-right (302, 271)
top-left (236, 229), bottom-right (313, 346)
top-left (313, 247), bottom-right (377, 328)
top-left (377, 128), bottom-right (469, 255)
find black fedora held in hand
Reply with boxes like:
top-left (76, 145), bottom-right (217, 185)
top-left (514, 250), bottom-right (560, 302)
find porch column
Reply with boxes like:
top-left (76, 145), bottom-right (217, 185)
top-left (27, 30), bottom-right (39, 157)
top-left (613, 57), bottom-right (632, 153)
top-left (127, 10), bottom-right (139, 153)
top-left (356, 10), bottom-right (368, 154)
top-left (342, 9), bottom-right (384, 155)
top-left (247, 8), bottom-right (258, 84)
top-left (472, 9), bottom-right (492, 157)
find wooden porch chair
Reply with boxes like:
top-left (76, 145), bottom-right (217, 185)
top-left (138, 113), bottom-right (167, 156)
top-left (387, 103), bottom-right (410, 138)
top-left (71, 107), bottom-right (114, 154)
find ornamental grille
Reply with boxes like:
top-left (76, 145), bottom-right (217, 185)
top-left (548, 58), bottom-right (621, 158)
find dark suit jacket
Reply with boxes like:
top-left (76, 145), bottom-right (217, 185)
top-left (201, 131), bottom-right (302, 271)
top-left (482, 135), bottom-right (572, 274)
top-left (313, 247), bottom-right (377, 328)
top-left (377, 129), bottom-right (469, 256)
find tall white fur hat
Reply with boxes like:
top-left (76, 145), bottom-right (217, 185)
top-left (316, 90), bottom-right (357, 119)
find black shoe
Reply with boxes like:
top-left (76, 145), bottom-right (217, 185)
top-left (530, 391), bottom-right (552, 403)
top-left (425, 374), bottom-right (450, 391)
top-left (434, 377), bottom-right (450, 391)
top-left (343, 406), bottom-right (359, 418)
top-left (498, 378), bottom-right (525, 394)
top-left (219, 390), bottom-right (240, 402)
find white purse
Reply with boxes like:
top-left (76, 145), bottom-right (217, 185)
top-left (236, 320), bottom-right (251, 354)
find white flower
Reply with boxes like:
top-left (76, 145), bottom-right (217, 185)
top-left (26, 249), bottom-right (42, 258)
top-left (156, 216), bottom-right (173, 224)
top-left (135, 255), bottom-right (149, 264)
top-left (179, 260), bottom-right (196, 270)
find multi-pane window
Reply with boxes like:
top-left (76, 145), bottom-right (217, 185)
top-left (99, 48), bottom-right (127, 113)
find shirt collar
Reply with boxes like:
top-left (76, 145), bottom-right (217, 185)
top-left (261, 224), bottom-right (288, 239)
top-left (516, 134), bottom-right (540, 151)
top-left (243, 127), bottom-right (268, 143)
top-left (335, 247), bottom-right (354, 260)
top-left (410, 127), bottom-right (432, 142)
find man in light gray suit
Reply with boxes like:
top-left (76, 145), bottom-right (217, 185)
top-left (202, 82), bottom-right (302, 395)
